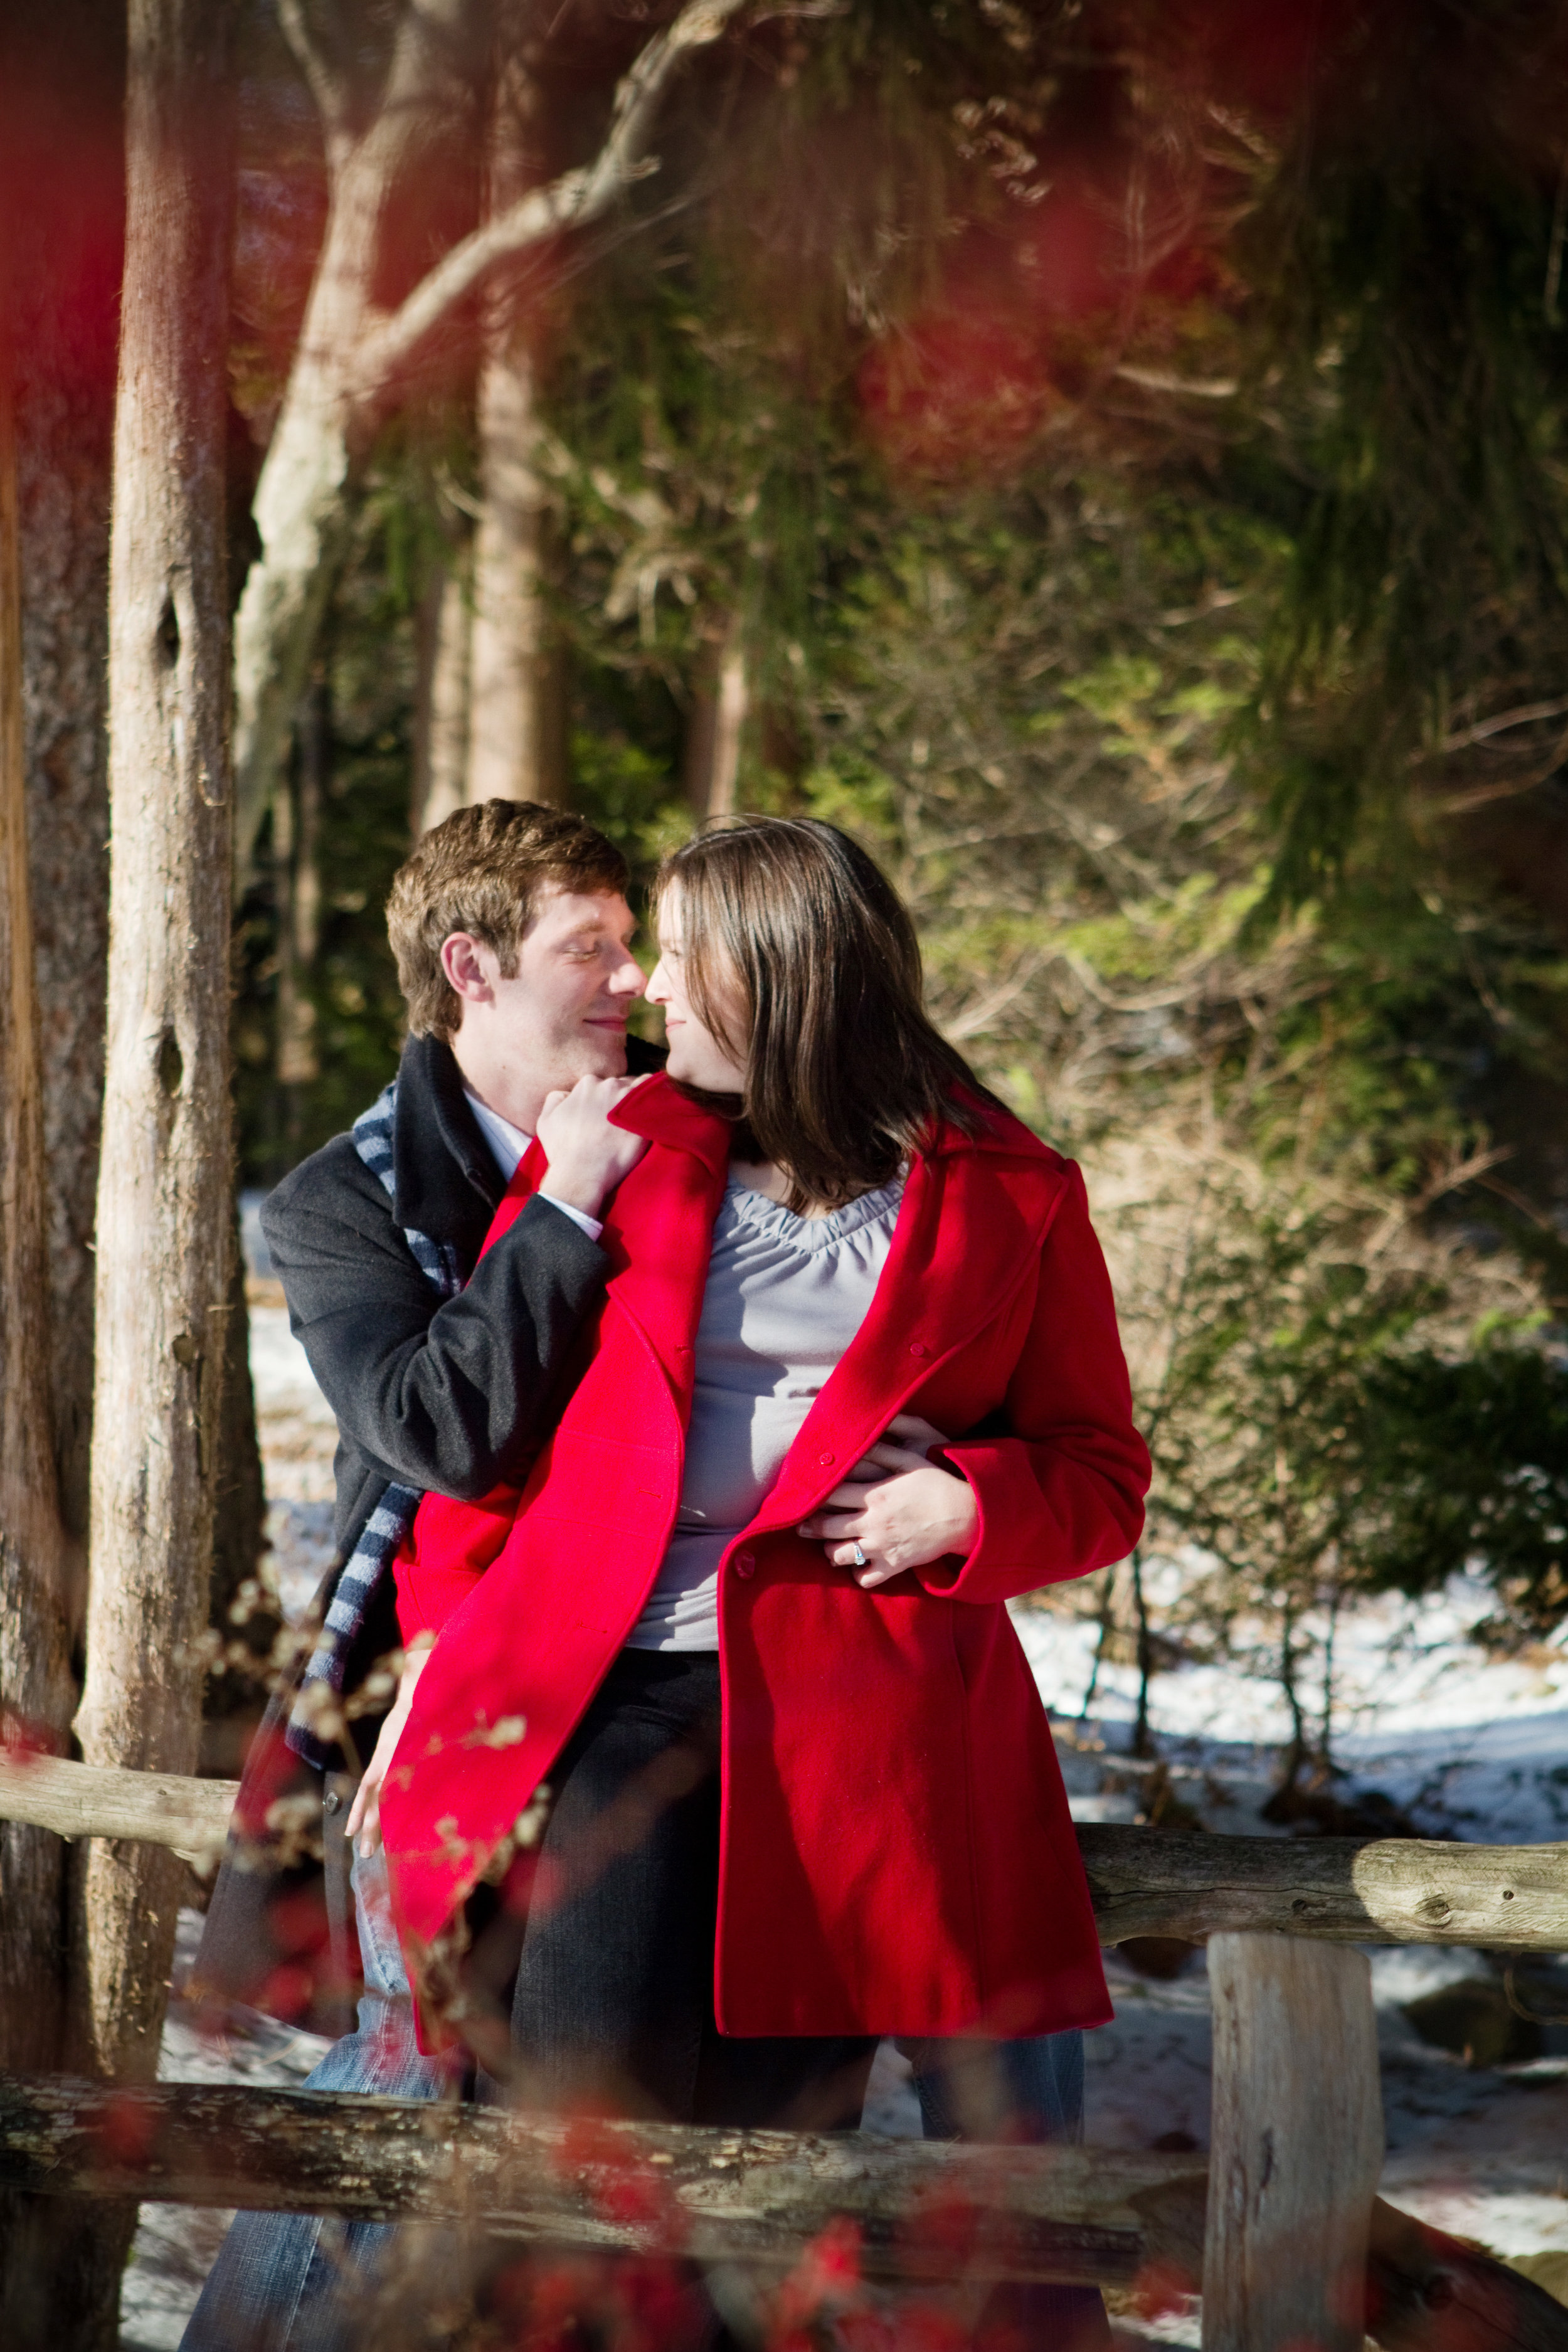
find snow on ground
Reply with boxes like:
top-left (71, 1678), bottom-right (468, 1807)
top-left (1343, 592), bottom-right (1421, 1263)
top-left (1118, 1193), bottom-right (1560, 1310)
top-left (120, 1284), bottom-right (1568, 2345)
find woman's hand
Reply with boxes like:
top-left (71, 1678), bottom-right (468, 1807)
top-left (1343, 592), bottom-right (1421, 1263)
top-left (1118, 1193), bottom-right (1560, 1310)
top-left (796, 1414), bottom-right (978, 1588)
top-left (536, 1073), bottom-right (652, 1221)
top-left (346, 1635), bottom-right (435, 1859)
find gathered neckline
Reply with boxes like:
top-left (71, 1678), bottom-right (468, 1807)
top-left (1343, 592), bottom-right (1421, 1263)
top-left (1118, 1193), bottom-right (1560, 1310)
top-left (721, 1170), bottom-right (906, 1254)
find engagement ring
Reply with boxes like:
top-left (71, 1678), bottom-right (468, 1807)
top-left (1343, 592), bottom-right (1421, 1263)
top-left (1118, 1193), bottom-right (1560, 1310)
top-left (851, 1544), bottom-right (867, 1567)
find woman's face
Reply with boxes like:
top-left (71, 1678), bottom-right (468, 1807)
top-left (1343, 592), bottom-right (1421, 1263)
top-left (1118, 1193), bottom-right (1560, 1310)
top-left (646, 891), bottom-right (750, 1093)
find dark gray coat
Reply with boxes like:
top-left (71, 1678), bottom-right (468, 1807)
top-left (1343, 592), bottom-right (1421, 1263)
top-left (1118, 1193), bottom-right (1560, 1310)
top-left (195, 1030), bottom-right (663, 2021)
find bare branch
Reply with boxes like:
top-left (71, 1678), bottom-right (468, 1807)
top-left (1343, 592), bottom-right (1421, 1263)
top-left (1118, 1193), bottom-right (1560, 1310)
top-left (1439, 693), bottom-right (1568, 752)
top-left (278, 0), bottom-right (357, 164)
top-left (351, 0), bottom-right (748, 405)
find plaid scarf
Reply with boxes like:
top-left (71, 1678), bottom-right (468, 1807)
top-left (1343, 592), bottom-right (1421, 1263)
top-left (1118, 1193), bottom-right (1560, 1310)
top-left (285, 1081), bottom-right (462, 1768)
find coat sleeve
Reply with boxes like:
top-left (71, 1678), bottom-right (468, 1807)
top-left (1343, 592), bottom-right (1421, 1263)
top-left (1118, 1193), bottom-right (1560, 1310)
top-left (917, 1160), bottom-right (1150, 1606)
top-left (260, 1140), bottom-right (607, 1502)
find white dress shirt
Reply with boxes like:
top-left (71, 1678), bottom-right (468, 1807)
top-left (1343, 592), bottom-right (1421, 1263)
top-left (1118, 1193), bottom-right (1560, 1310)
top-left (463, 1089), bottom-right (605, 1244)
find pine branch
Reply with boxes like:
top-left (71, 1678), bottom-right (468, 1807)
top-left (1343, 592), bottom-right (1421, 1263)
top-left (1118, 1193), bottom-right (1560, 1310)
top-left (349, 0), bottom-right (748, 406)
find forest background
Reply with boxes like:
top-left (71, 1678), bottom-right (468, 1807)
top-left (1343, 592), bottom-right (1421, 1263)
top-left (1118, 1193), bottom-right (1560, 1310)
top-left (6, 0), bottom-right (1568, 2335)
top-left (8, 0), bottom-right (1568, 1784)
top-left (230, 0), bottom-right (1568, 1787)
top-left (15, 0), bottom-right (1568, 1801)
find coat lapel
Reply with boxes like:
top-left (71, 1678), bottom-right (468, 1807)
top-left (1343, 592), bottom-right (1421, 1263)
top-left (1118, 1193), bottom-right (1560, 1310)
top-left (596, 1077), bottom-right (730, 1395)
top-left (756, 1136), bottom-right (1061, 1527)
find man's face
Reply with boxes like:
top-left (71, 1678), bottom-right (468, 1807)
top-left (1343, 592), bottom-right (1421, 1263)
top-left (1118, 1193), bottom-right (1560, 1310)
top-left (452, 887), bottom-right (645, 1088)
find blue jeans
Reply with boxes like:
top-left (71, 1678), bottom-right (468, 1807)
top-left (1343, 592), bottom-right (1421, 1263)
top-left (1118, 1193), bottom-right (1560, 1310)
top-left (906, 2035), bottom-right (1110, 2350)
top-left (181, 1846), bottom-right (453, 2352)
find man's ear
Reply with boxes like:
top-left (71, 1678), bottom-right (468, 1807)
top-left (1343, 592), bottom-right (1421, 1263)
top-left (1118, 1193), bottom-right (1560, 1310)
top-left (440, 932), bottom-right (495, 1006)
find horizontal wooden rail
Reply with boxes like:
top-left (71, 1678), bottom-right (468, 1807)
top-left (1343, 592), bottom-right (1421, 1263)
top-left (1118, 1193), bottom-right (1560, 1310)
top-left (1075, 1821), bottom-right (1568, 1949)
top-left (1, 2074), bottom-right (1563, 2347)
top-left (0, 2072), bottom-right (1198, 2287)
top-left (3, 1756), bottom-right (1565, 1948)
top-left (0, 1755), bottom-right (235, 1867)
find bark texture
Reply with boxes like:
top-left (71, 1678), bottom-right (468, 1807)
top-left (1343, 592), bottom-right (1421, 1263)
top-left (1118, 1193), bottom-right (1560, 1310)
top-left (232, 0), bottom-right (485, 879)
top-left (0, 2073), bottom-right (1192, 2286)
top-left (1076, 1820), bottom-right (1568, 1947)
top-left (412, 551), bottom-right (473, 832)
top-left (683, 618), bottom-right (749, 815)
top-left (466, 2), bottom-right (569, 810)
top-left (8, 0), bottom-right (122, 1557)
top-left (0, 298), bottom-right (75, 2076)
top-left (76, 0), bottom-right (235, 2109)
top-left (468, 342), bottom-right (569, 808)
top-left (0, 273), bottom-right (99, 2352)
top-left (1204, 1935), bottom-right (1383, 2352)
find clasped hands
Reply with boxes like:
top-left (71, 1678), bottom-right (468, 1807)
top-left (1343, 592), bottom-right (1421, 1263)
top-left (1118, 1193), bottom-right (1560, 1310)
top-left (797, 1412), bottom-right (977, 1589)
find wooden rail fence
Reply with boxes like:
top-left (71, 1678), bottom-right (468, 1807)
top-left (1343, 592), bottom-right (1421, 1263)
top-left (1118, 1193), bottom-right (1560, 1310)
top-left (2, 1754), bottom-right (1566, 2351)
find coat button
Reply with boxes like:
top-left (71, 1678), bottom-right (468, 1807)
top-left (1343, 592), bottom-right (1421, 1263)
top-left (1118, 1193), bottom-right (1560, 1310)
top-left (734, 1549), bottom-right (756, 1579)
top-left (323, 1789), bottom-right (341, 1816)
top-left (909, 1342), bottom-right (928, 1359)
top-left (818, 1450), bottom-right (835, 1466)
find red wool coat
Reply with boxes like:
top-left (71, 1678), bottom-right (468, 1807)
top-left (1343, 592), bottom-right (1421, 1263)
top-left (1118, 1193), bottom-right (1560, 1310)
top-left (379, 1078), bottom-right (1150, 2043)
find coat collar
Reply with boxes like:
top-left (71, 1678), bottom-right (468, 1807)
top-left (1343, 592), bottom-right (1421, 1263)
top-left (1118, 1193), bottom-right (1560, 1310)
top-left (393, 1031), bottom-right (669, 1253)
top-left (611, 1072), bottom-right (732, 1171)
top-left (392, 1034), bottom-right (502, 1250)
top-left (611, 1073), bottom-right (1054, 1173)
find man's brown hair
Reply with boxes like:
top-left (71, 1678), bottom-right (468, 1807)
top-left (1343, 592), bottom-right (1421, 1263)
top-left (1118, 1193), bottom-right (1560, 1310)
top-left (654, 817), bottom-right (995, 1211)
top-left (388, 800), bottom-right (628, 1041)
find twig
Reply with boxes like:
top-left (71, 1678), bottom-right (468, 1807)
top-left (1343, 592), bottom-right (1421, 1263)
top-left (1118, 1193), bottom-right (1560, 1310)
top-left (352, 0), bottom-right (748, 404)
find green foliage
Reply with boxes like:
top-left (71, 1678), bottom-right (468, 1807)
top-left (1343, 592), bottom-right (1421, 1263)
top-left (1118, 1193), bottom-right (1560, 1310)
top-left (1238, 0), bottom-right (1568, 904)
top-left (231, 0), bottom-right (1568, 1716)
top-left (1352, 1346), bottom-right (1568, 1644)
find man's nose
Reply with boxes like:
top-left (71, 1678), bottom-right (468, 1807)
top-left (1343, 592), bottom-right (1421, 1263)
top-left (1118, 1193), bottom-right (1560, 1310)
top-left (610, 955), bottom-right (647, 995)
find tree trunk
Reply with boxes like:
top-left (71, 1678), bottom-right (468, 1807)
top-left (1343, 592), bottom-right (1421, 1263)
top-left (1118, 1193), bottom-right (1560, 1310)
top-left (8, 0), bottom-right (122, 1569)
top-left (684, 621), bottom-right (748, 816)
top-left (0, 312), bottom-right (76, 2053)
top-left (75, 0), bottom-right (236, 2158)
top-left (467, 339), bottom-right (570, 808)
top-left (412, 547), bottom-right (473, 833)
top-left (1, 11), bottom-right (137, 2340)
top-left (276, 671), bottom-right (325, 1117)
top-left (0, 274), bottom-right (83, 2352)
top-left (465, 3), bottom-right (568, 811)
top-left (231, 0), bottom-right (482, 884)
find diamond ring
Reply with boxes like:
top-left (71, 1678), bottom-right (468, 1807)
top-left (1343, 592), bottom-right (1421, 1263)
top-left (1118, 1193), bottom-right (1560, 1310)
top-left (851, 1544), bottom-right (868, 1568)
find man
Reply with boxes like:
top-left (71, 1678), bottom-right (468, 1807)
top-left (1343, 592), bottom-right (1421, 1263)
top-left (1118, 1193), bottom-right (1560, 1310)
top-left (197, 800), bottom-right (659, 2020)
top-left (186, 803), bottom-right (666, 2351)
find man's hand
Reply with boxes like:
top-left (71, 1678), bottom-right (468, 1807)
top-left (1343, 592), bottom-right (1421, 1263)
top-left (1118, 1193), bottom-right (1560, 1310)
top-left (346, 1634), bottom-right (434, 1859)
top-left (536, 1073), bottom-right (652, 1221)
top-left (796, 1413), bottom-right (978, 1588)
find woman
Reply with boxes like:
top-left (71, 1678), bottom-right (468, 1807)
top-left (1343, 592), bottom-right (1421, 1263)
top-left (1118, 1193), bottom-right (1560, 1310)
top-left (373, 817), bottom-right (1148, 2107)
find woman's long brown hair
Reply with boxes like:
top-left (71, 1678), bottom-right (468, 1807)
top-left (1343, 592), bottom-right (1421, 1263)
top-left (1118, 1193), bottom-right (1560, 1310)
top-left (654, 818), bottom-right (1000, 1210)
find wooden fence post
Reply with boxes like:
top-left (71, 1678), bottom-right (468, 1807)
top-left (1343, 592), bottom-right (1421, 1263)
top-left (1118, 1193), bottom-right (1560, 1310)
top-left (1204, 1931), bottom-right (1384, 2352)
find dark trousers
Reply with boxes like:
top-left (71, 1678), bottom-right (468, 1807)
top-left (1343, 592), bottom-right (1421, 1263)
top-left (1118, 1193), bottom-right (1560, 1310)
top-left (483, 1646), bottom-right (876, 2129)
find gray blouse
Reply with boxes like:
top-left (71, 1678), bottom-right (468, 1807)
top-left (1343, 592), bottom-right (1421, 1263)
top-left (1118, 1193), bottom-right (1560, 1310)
top-left (625, 1170), bottom-right (906, 1651)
